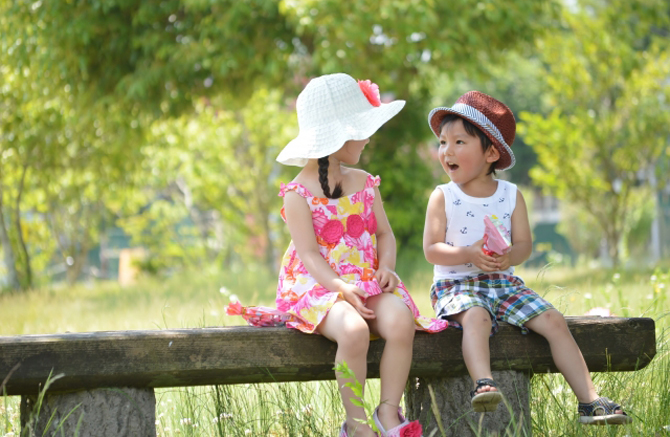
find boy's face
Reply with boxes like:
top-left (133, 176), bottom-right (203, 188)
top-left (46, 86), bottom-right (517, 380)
top-left (438, 118), bottom-right (499, 185)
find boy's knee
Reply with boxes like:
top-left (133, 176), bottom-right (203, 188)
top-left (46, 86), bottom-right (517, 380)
top-left (462, 306), bottom-right (492, 326)
top-left (537, 310), bottom-right (569, 333)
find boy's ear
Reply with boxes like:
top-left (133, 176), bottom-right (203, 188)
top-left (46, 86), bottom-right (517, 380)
top-left (486, 146), bottom-right (501, 163)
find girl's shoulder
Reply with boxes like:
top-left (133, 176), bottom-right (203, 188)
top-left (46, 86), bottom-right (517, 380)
top-left (345, 168), bottom-right (380, 190)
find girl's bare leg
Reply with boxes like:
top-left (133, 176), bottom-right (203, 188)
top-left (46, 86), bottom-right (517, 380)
top-left (318, 300), bottom-right (376, 437)
top-left (367, 293), bottom-right (416, 431)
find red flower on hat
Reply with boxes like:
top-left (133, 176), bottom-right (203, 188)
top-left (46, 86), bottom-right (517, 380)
top-left (358, 80), bottom-right (381, 107)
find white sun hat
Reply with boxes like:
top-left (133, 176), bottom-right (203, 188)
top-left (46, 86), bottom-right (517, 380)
top-left (276, 73), bottom-right (406, 167)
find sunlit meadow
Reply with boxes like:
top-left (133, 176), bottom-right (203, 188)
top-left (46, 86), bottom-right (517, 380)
top-left (1, 260), bottom-right (669, 436)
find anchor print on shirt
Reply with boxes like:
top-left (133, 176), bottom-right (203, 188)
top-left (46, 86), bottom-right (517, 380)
top-left (460, 227), bottom-right (468, 234)
top-left (503, 213), bottom-right (511, 219)
top-left (466, 211), bottom-right (475, 217)
top-left (446, 242), bottom-right (454, 246)
top-left (499, 197), bottom-right (505, 203)
top-left (483, 204), bottom-right (489, 207)
top-left (465, 263), bottom-right (473, 268)
top-left (453, 199), bottom-right (462, 206)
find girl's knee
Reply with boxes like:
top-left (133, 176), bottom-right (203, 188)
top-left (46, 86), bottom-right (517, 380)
top-left (338, 318), bottom-right (370, 353)
top-left (380, 307), bottom-right (415, 343)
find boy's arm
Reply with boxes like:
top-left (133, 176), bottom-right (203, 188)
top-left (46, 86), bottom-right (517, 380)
top-left (423, 188), bottom-right (498, 269)
top-left (506, 189), bottom-right (533, 265)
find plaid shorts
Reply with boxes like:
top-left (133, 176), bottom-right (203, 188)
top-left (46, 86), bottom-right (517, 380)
top-left (430, 273), bottom-right (554, 335)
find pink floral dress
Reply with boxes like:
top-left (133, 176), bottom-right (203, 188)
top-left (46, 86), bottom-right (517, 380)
top-left (227, 174), bottom-right (446, 334)
top-left (275, 174), bottom-right (447, 333)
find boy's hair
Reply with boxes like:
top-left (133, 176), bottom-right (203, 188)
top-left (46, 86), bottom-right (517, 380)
top-left (439, 114), bottom-right (497, 176)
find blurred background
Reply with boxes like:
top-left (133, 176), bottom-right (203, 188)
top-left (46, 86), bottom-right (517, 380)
top-left (2, 2), bottom-right (670, 435)
top-left (0, 0), bottom-right (668, 297)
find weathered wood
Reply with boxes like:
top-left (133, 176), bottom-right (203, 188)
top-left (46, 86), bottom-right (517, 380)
top-left (20, 387), bottom-right (156, 437)
top-left (406, 371), bottom-right (531, 437)
top-left (0, 316), bottom-right (656, 395)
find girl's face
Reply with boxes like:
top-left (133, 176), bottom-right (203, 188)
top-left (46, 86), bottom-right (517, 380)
top-left (333, 138), bottom-right (370, 165)
top-left (438, 118), bottom-right (499, 186)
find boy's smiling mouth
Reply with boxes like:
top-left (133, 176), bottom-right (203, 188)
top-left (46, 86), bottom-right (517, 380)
top-left (447, 162), bottom-right (459, 171)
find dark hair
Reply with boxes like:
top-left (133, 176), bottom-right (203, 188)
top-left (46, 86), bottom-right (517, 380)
top-left (317, 157), bottom-right (343, 199)
top-left (439, 114), bottom-right (497, 176)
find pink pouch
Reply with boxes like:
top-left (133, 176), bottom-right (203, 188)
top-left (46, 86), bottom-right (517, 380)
top-left (482, 215), bottom-right (512, 256)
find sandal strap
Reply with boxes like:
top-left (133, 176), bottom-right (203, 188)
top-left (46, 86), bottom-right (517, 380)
top-left (470, 378), bottom-right (498, 398)
top-left (578, 397), bottom-right (628, 417)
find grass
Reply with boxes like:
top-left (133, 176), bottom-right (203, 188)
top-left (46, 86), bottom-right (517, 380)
top-left (1, 261), bottom-right (669, 436)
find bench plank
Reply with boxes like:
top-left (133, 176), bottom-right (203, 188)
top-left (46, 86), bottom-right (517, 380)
top-left (0, 316), bottom-right (655, 395)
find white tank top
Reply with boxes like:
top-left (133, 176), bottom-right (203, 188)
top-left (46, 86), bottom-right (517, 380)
top-left (433, 180), bottom-right (517, 282)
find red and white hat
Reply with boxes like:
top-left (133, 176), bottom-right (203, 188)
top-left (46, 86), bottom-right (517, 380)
top-left (277, 73), bottom-right (405, 167)
top-left (427, 91), bottom-right (516, 171)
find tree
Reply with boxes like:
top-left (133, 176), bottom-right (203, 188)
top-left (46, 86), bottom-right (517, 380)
top-left (519, 0), bottom-right (670, 266)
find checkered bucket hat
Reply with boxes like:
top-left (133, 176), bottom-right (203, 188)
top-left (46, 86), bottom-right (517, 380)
top-left (277, 73), bottom-right (406, 167)
top-left (427, 91), bottom-right (516, 171)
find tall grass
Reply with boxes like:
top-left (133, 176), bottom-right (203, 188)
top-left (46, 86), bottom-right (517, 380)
top-left (1, 262), bottom-right (669, 436)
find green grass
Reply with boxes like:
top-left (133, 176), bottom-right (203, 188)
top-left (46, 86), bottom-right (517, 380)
top-left (1, 262), bottom-right (669, 436)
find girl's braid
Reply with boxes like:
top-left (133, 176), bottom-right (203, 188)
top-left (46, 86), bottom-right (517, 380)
top-left (317, 157), bottom-right (343, 199)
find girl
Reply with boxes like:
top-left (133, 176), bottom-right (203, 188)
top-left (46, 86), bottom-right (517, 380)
top-left (229, 73), bottom-right (445, 436)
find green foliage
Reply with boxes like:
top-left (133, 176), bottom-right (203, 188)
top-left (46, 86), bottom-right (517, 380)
top-left (333, 361), bottom-right (377, 431)
top-left (519, 0), bottom-right (670, 266)
top-left (2, 0), bottom-right (563, 281)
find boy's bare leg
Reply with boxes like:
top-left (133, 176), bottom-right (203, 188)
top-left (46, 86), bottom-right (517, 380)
top-left (318, 301), bottom-right (377, 437)
top-left (367, 293), bottom-right (416, 431)
top-left (450, 306), bottom-right (497, 394)
top-left (524, 309), bottom-right (623, 412)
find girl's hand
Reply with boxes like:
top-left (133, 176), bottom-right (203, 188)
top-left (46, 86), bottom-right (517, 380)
top-left (339, 283), bottom-right (376, 319)
top-left (469, 239), bottom-right (500, 272)
top-left (375, 267), bottom-right (400, 293)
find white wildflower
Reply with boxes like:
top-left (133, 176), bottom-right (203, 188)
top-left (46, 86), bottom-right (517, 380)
top-left (584, 293), bottom-right (592, 299)
top-left (219, 286), bottom-right (230, 295)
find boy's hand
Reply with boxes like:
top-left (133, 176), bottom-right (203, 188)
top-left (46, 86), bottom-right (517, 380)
top-left (493, 252), bottom-right (511, 271)
top-left (375, 267), bottom-right (400, 293)
top-left (339, 283), bottom-right (376, 319)
top-left (470, 238), bottom-right (500, 272)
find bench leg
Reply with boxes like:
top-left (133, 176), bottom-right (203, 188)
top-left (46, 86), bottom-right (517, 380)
top-left (405, 370), bottom-right (531, 437)
top-left (20, 387), bottom-right (156, 436)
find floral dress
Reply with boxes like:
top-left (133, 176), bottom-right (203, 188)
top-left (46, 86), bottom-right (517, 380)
top-left (279, 174), bottom-right (447, 333)
top-left (227, 174), bottom-right (446, 334)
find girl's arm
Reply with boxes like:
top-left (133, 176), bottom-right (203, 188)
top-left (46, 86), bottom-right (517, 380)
top-left (423, 188), bottom-right (498, 271)
top-left (493, 190), bottom-right (533, 270)
top-left (283, 191), bottom-right (375, 319)
top-left (371, 186), bottom-right (400, 292)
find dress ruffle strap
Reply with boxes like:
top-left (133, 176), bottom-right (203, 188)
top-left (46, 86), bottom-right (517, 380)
top-left (279, 182), bottom-right (313, 198)
top-left (365, 174), bottom-right (381, 189)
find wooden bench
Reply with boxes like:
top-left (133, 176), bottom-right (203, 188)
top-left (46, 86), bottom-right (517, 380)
top-left (0, 316), bottom-right (656, 436)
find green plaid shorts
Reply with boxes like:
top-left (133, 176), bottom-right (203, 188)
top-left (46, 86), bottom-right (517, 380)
top-left (430, 273), bottom-right (554, 335)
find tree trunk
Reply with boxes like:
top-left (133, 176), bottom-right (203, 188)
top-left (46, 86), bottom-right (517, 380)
top-left (15, 164), bottom-right (32, 288)
top-left (0, 179), bottom-right (21, 291)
